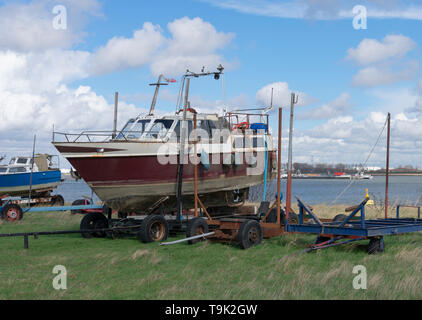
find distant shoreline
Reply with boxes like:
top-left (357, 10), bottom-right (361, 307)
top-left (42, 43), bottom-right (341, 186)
top-left (372, 173), bottom-right (422, 176)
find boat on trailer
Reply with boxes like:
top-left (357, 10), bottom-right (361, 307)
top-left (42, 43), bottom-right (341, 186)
top-left (52, 67), bottom-right (277, 215)
top-left (0, 154), bottom-right (62, 198)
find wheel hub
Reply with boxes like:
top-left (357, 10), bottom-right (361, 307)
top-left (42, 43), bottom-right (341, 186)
top-left (7, 209), bottom-right (18, 220)
top-left (150, 221), bottom-right (165, 241)
top-left (248, 227), bottom-right (259, 243)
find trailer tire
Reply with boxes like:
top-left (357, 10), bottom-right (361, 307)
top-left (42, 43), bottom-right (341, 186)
top-left (368, 237), bottom-right (384, 255)
top-left (1, 204), bottom-right (23, 222)
top-left (80, 212), bottom-right (108, 239)
top-left (138, 215), bottom-right (169, 243)
top-left (51, 195), bottom-right (65, 206)
top-left (238, 220), bottom-right (263, 249)
top-left (186, 218), bottom-right (209, 245)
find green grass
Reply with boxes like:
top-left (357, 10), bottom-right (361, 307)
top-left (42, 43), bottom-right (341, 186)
top-left (0, 210), bottom-right (421, 300)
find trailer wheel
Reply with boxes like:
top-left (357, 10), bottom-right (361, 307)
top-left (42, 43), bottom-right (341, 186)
top-left (238, 220), bottom-right (263, 249)
top-left (333, 214), bottom-right (347, 223)
top-left (186, 218), bottom-right (209, 245)
top-left (1, 204), bottom-right (23, 222)
top-left (138, 215), bottom-right (169, 243)
top-left (80, 212), bottom-right (108, 239)
top-left (51, 195), bottom-right (65, 206)
top-left (368, 237), bottom-right (384, 255)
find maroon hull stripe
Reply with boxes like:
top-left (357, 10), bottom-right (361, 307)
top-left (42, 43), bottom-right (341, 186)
top-left (68, 153), bottom-right (274, 186)
top-left (56, 146), bottom-right (126, 153)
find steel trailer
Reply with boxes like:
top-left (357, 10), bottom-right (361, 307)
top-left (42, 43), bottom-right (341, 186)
top-left (168, 108), bottom-right (422, 254)
top-left (285, 197), bottom-right (422, 254)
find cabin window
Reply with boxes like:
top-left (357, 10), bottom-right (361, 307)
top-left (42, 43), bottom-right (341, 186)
top-left (233, 136), bottom-right (252, 149)
top-left (0, 168), bottom-right (7, 173)
top-left (253, 137), bottom-right (265, 148)
top-left (144, 120), bottom-right (174, 139)
top-left (116, 119), bottom-right (135, 139)
top-left (9, 167), bottom-right (27, 173)
top-left (233, 137), bottom-right (243, 149)
top-left (17, 158), bottom-right (28, 164)
top-left (173, 120), bottom-right (193, 141)
top-left (198, 120), bottom-right (219, 141)
top-left (126, 120), bottom-right (151, 139)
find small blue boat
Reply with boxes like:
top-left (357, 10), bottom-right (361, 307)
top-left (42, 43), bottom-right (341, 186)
top-left (0, 154), bottom-right (62, 197)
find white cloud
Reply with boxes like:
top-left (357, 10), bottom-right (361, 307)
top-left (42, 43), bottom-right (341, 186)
top-left (0, 49), bottom-right (91, 94)
top-left (299, 93), bottom-right (352, 119)
top-left (0, 49), bottom-right (143, 157)
top-left (347, 35), bottom-right (416, 66)
top-left (352, 63), bottom-right (418, 87)
top-left (202, 0), bottom-right (422, 20)
top-left (370, 87), bottom-right (419, 114)
top-left (90, 17), bottom-right (235, 77)
top-left (90, 22), bottom-right (165, 75)
top-left (346, 34), bottom-right (418, 87)
top-left (0, 12), bottom-right (238, 159)
top-left (255, 82), bottom-right (313, 108)
top-left (0, 0), bottom-right (102, 52)
top-left (150, 17), bottom-right (235, 76)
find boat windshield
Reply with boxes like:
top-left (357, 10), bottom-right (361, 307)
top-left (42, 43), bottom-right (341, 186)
top-left (144, 120), bottom-right (174, 139)
top-left (116, 119), bottom-right (151, 140)
top-left (116, 119), bottom-right (174, 140)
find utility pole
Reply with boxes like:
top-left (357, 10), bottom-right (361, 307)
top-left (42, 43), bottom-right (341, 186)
top-left (277, 108), bottom-right (282, 225)
top-left (385, 113), bottom-right (391, 219)
top-left (112, 92), bottom-right (119, 139)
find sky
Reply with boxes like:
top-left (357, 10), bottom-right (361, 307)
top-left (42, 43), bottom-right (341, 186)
top-left (1, 0), bottom-right (422, 168)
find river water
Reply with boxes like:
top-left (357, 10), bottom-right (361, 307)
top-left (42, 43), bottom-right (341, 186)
top-left (54, 175), bottom-right (422, 206)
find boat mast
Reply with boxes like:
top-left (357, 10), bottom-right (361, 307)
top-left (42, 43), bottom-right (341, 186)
top-left (149, 75), bottom-right (168, 116)
top-left (175, 65), bottom-right (225, 222)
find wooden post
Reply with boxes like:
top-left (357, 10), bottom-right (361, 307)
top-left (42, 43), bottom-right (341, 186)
top-left (385, 113), bottom-right (391, 219)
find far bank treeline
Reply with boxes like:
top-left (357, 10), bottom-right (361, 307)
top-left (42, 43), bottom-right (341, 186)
top-left (286, 163), bottom-right (422, 174)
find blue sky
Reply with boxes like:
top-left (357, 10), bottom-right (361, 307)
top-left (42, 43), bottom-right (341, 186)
top-left (1, 0), bottom-right (422, 167)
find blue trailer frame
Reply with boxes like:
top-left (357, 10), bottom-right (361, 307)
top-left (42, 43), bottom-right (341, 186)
top-left (285, 196), bottom-right (422, 253)
top-left (0, 199), bottom-right (103, 218)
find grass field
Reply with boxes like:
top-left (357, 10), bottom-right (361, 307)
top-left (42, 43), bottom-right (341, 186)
top-left (0, 204), bottom-right (421, 300)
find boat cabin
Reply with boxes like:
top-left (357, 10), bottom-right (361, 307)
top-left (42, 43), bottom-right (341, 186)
top-left (0, 154), bottom-right (59, 175)
top-left (114, 110), bottom-right (270, 148)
